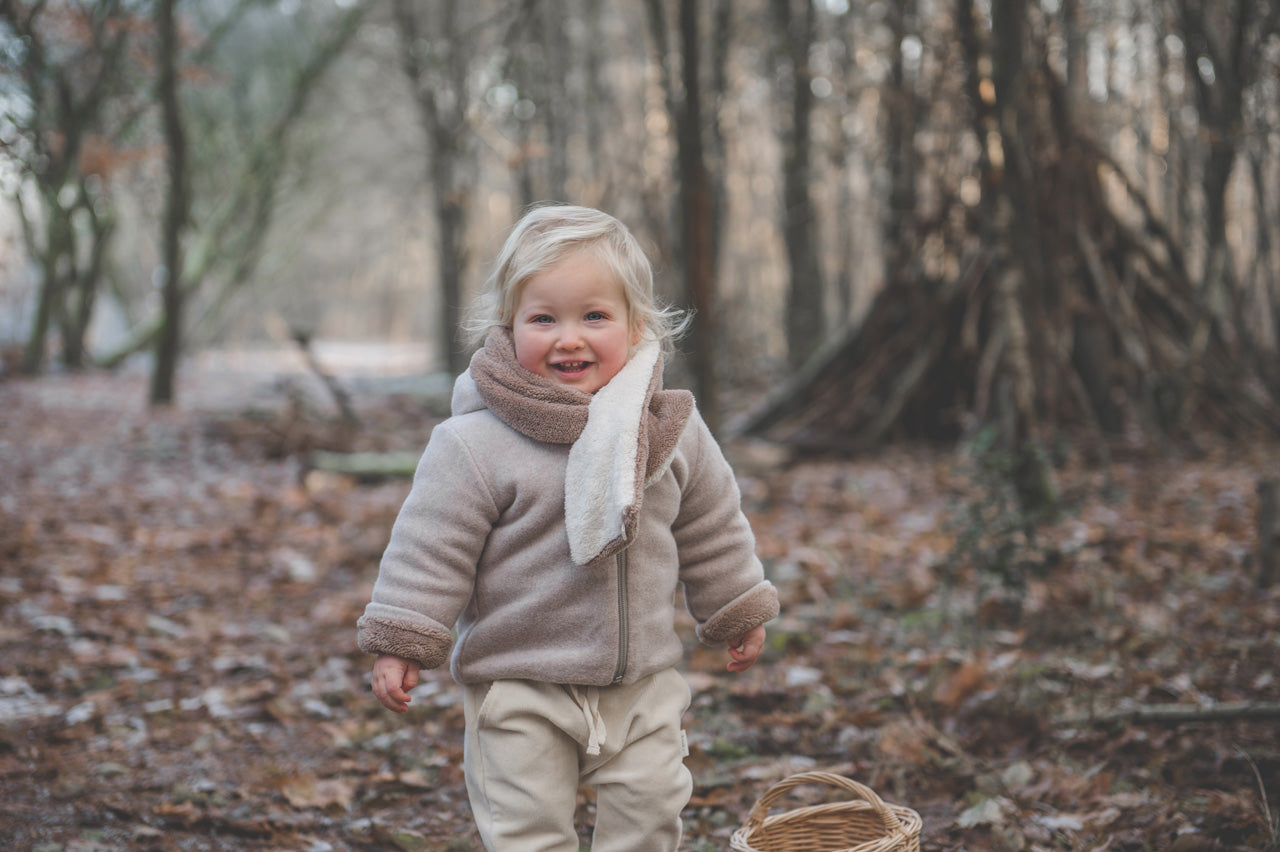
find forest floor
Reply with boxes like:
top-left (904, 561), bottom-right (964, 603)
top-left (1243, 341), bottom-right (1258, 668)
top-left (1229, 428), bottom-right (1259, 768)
top-left (2, 349), bottom-right (1279, 852)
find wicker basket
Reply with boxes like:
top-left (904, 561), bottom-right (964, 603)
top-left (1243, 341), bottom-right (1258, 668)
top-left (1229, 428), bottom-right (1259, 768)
top-left (729, 772), bottom-right (922, 852)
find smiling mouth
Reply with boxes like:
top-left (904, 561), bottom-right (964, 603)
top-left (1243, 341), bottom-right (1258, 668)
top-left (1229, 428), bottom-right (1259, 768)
top-left (553, 361), bottom-right (592, 374)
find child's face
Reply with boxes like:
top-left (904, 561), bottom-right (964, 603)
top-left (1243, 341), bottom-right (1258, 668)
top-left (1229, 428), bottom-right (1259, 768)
top-left (512, 250), bottom-right (637, 394)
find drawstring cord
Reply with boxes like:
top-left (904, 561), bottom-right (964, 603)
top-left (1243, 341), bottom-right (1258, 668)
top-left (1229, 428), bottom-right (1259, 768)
top-left (569, 685), bottom-right (607, 756)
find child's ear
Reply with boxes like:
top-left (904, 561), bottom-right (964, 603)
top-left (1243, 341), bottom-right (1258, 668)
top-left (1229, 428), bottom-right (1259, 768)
top-left (631, 321), bottom-right (645, 347)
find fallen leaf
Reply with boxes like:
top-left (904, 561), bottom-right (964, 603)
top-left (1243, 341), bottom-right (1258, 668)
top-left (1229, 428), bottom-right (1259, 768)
top-left (397, 770), bottom-right (434, 789)
top-left (956, 796), bottom-right (1015, 829)
top-left (1033, 812), bottom-right (1085, 831)
top-left (936, 659), bottom-right (988, 708)
top-left (278, 774), bottom-right (355, 810)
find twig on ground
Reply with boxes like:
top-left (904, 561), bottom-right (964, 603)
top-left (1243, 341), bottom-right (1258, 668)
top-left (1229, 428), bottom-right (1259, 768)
top-left (1057, 701), bottom-right (1280, 728)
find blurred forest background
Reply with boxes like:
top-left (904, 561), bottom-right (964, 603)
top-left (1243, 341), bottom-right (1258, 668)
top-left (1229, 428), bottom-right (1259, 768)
top-left (4, 1), bottom-right (1280, 851)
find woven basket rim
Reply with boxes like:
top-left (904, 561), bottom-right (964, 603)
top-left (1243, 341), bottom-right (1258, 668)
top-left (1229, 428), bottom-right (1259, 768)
top-left (729, 772), bottom-right (922, 852)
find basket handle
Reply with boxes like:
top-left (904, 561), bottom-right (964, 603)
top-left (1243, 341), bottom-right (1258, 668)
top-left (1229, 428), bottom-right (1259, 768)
top-left (739, 772), bottom-right (904, 837)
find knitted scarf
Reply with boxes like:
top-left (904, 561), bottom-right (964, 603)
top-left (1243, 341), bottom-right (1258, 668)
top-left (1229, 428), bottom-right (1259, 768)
top-left (453, 328), bottom-right (694, 566)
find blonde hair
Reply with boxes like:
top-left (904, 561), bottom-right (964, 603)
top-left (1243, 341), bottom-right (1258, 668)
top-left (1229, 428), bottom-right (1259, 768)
top-left (464, 203), bottom-right (687, 354)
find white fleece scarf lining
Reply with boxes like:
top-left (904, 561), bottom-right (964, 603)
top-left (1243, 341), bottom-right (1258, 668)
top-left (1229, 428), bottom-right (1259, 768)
top-left (564, 338), bottom-right (661, 565)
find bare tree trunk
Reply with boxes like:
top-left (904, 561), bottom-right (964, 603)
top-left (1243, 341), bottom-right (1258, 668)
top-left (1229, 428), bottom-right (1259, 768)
top-left (150, 0), bottom-right (188, 407)
top-left (831, 5), bottom-right (859, 323)
top-left (435, 153), bottom-right (469, 377)
top-left (676, 0), bottom-right (719, 432)
top-left (773, 0), bottom-right (824, 371)
top-left (882, 0), bottom-right (919, 292)
top-left (8, 3), bottom-right (129, 376)
top-left (1252, 154), bottom-right (1280, 383)
top-left (394, 0), bottom-right (474, 377)
top-left (435, 2), bottom-right (471, 378)
top-left (643, 0), bottom-right (723, 429)
top-left (707, 0), bottom-right (731, 282)
top-left (22, 212), bottom-right (66, 376)
top-left (1175, 0), bottom-right (1248, 430)
top-left (1061, 0), bottom-right (1089, 119)
top-left (64, 186), bottom-right (114, 370)
top-left (972, 0), bottom-right (1058, 511)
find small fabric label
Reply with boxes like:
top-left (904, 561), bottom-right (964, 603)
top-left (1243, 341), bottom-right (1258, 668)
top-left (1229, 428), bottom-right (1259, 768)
top-left (679, 729), bottom-right (689, 758)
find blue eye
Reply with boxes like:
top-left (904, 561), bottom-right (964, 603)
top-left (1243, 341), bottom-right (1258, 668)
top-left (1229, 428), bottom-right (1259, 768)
top-left (532, 315), bottom-right (553, 324)
top-left (585, 311), bottom-right (606, 322)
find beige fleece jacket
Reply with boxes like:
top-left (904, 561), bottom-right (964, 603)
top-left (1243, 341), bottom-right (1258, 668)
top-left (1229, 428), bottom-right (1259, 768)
top-left (357, 337), bottom-right (779, 687)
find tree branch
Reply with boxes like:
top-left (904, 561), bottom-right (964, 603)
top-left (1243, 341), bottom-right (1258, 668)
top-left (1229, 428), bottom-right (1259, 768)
top-left (1058, 701), bottom-right (1280, 728)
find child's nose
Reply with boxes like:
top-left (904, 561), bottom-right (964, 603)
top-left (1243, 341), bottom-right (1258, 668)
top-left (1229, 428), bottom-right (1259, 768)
top-left (556, 325), bottom-right (585, 349)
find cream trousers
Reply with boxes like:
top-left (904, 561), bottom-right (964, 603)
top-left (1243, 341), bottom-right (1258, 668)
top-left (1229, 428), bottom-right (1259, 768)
top-left (462, 668), bottom-right (693, 852)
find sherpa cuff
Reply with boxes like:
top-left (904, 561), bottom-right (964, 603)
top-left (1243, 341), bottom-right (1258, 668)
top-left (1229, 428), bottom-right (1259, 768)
top-left (357, 611), bottom-right (454, 669)
top-left (696, 580), bottom-right (780, 646)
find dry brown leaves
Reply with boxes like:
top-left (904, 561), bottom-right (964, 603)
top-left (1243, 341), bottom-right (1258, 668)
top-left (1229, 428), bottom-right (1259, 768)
top-left (2, 364), bottom-right (1278, 851)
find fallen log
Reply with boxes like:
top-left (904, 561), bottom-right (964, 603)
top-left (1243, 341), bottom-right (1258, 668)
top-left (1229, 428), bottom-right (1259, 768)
top-left (309, 449), bottom-right (420, 480)
top-left (1057, 701), bottom-right (1280, 728)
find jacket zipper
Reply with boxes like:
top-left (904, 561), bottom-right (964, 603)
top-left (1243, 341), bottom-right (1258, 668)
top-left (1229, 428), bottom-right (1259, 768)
top-left (611, 549), bottom-right (629, 683)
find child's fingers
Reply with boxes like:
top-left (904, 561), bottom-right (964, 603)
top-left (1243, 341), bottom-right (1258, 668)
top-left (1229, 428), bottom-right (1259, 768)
top-left (375, 679), bottom-right (412, 712)
top-left (725, 626), bottom-right (766, 673)
top-left (371, 658), bottom-right (419, 713)
top-left (386, 688), bottom-right (412, 712)
top-left (735, 626), bottom-right (766, 656)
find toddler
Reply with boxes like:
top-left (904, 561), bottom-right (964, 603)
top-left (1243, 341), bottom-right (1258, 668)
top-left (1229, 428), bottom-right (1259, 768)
top-left (358, 203), bottom-right (779, 852)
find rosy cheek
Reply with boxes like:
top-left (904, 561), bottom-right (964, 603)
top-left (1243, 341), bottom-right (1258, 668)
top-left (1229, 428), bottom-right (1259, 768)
top-left (512, 336), bottom-right (538, 373)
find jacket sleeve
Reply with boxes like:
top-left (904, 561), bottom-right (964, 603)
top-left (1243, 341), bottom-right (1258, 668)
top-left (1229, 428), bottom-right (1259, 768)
top-left (356, 421), bottom-right (500, 668)
top-left (672, 412), bottom-right (780, 645)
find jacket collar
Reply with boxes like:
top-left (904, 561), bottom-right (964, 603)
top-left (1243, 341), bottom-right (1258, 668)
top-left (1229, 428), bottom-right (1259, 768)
top-left (454, 329), bottom-right (693, 566)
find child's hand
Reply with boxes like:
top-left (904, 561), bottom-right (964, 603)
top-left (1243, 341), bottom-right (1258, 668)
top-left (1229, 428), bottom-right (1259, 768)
top-left (726, 624), bottom-right (767, 673)
top-left (371, 654), bottom-right (421, 713)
